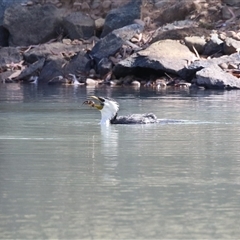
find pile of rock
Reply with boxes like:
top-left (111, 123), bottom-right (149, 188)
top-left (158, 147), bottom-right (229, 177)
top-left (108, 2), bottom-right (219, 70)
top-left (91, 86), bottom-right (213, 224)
top-left (1, 0), bottom-right (240, 89)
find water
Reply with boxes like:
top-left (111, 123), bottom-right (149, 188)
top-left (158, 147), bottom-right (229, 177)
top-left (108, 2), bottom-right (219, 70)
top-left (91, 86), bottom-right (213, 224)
top-left (1, 83), bottom-right (240, 239)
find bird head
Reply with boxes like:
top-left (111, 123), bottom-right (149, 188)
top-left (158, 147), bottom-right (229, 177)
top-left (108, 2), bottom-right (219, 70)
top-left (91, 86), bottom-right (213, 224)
top-left (83, 96), bottom-right (119, 125)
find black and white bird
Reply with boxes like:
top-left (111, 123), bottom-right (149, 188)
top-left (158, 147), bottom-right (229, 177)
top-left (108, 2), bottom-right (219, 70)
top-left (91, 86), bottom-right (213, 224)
top-left (83, 96), bottom-right (160, 125)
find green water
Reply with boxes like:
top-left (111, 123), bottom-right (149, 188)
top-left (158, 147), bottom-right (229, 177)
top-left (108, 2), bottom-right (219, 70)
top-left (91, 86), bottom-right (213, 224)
top-left (0, 83), bottom-right (240, 239)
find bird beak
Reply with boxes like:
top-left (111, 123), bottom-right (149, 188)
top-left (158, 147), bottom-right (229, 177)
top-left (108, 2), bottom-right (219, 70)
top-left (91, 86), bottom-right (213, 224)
top-left (83, 96), bottom-right (104, 110)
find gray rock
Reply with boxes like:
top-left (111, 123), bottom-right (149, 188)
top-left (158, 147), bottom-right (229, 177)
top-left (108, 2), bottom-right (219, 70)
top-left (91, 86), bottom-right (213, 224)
top-left (151, 27), bottom-right (210, 44)
top-left (90, 23), bottom-right (144, 63)
top-left (184, 36), bottom-right (206, 54)
top-left (62, 12), bottom-right (95, 40)
top-left (0, 47), bottom-right (22, 67)
top-left (113, 39), bottom-right (196, 78)
top-left (0, 26), bottom-right (9, 47)
top-left (155, 0), bottom-right (196, 25)
top-left (38, 50), bottom-right (91, 84)
top-left (39, 57), bottom-right (67, 84)
top-left (203, 33), bottom-right (223, 56)
top-left (15, 58), bottom-right (45, 81)
top-left (181, 52), bottom-right (240, 80)
top-left (23, 42), bottom-right (85, 63)
top-left (97, 57), bottom-right (113, 77)
top-left (101, 0), bottom-right (142, 37)
top-left (3, 4), bottom-right (62, 46)
top-left (154, 0), bottom-right (169, 8)
top-left (196, 64), bottom-right (240, 89)
top-left (223, 37), bottom-right (240, 55)
top-left (86, 78), bottom-right (97, 86)
top-left (65, 52), bottom-right (91, 75)
top-left (90, 32), bottom-right (122, 64)
top-left (222, 0), bottom-right (240, 6)
top-left (0, 0), bottom-right (26, 24)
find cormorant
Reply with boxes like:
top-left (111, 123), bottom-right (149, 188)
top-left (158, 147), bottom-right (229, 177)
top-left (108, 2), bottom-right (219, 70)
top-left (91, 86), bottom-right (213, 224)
top-left (83, 96), bottom-right (161, 125)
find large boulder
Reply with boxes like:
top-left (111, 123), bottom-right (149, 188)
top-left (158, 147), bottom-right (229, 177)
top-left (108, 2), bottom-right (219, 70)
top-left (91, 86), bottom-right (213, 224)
top-left (101, 0), bottom-right (142, 37)
top-left (3, 4), bottom-right (62, 46)
top-left (62, 12), bottom-right (95, 40)
top-left (113, 39), bottom-right (196, 78)
top-left (0, 0), bottom-right (26, 24)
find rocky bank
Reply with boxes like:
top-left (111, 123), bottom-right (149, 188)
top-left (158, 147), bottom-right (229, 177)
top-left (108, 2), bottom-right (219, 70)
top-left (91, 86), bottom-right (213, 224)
top-left (1, 0), bottom-right (240, 89)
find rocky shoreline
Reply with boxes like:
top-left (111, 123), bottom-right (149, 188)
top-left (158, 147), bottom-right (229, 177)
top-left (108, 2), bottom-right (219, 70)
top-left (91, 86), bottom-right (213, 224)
top-left (1, 0), bottom-right (240, 89)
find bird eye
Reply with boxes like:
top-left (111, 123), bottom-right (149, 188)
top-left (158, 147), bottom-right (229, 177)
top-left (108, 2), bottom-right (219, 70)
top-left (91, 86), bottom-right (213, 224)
top-left (98, 97), bottom-right (105, 102)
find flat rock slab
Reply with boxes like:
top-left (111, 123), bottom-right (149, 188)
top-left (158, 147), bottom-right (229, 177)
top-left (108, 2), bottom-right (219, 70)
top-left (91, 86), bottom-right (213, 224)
top-left (23, 42), bottom-right (85, 63)
top-left (114, 39), bottom-right (196, 78)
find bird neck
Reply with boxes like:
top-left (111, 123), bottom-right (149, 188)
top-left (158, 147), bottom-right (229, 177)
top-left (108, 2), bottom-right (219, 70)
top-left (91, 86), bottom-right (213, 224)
top-left (100, 111), bottom-right (118, 125)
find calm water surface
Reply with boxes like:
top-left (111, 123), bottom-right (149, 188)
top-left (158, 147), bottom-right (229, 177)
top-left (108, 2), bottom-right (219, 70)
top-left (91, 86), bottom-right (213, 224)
top-left (1, 83), bottom-right (240, 239)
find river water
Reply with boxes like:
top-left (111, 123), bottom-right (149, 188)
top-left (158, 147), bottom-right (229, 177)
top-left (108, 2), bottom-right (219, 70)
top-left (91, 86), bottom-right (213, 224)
top-left (1, 83), bottom-right (240, 239)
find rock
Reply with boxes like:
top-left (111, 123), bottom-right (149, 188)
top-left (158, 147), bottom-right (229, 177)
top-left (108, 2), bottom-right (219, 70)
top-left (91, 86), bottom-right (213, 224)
top-left (0, 26), bottom-right (9, 47)
top-left (97, 58), bottom-right (113, 77)
top-left (39, 57), bottom-right (67, 84)
top-left (0, 47), bottom-right (22, 68)
top-left (131, 80), bottom-right (141, 87)
top-left (221, 5), bottom-right (233, 19)
top-left (91, 0), bottom-right (101, 9)
top-left (195, 64), bottom-right (240, 89)
top-left (48, 75), bottom-right (67, 85)
top-left (150, 24), bottom-right (210, 43)
top-left (102, 0), bottom-right (111, 9)
top-left (65, 52), bottom-right (91, 75)
top-left (3, 4), bottom-right (62, 46)
top-left (0, 0), bottom-right (26, 24)
top-left (228, 63), bottom-right (238, 69)
top-left (223, 37), bottom-right (240, 55)
top-left (15, 58), bottom-right (45, 81)
top-left (184, 36), bottom-right (206, 54)
top-left (95, 18), bottom-right (105, 31)
top-left (81, 2), bottom-right (90, 11)
top-left (222, 0), bottom-right (240, 6)
top-left (62, 12), bottom-right (95, 40)
top-left (181, 52), bottom-right (240, 80)
top-left (90, 23), bottom-right (144, 64)
top-left (154, 0), bottom-right (169, 8)
top-left (23, 42), bottom-right (84, 63)
top-left (155, 0), bottom-right (196, 25)
top-left (113, 40), bottom-right (196, 78)
top-left (1, 39), bottom-right (91, 84)
top-left (101, 0), bottom-right (142, 37)
top-left (86, 78), bottom-right (97, 86)
top-left (203, 33), bottom-right (223, 56)
top-left (219, 62), bottom-right (229, 70)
